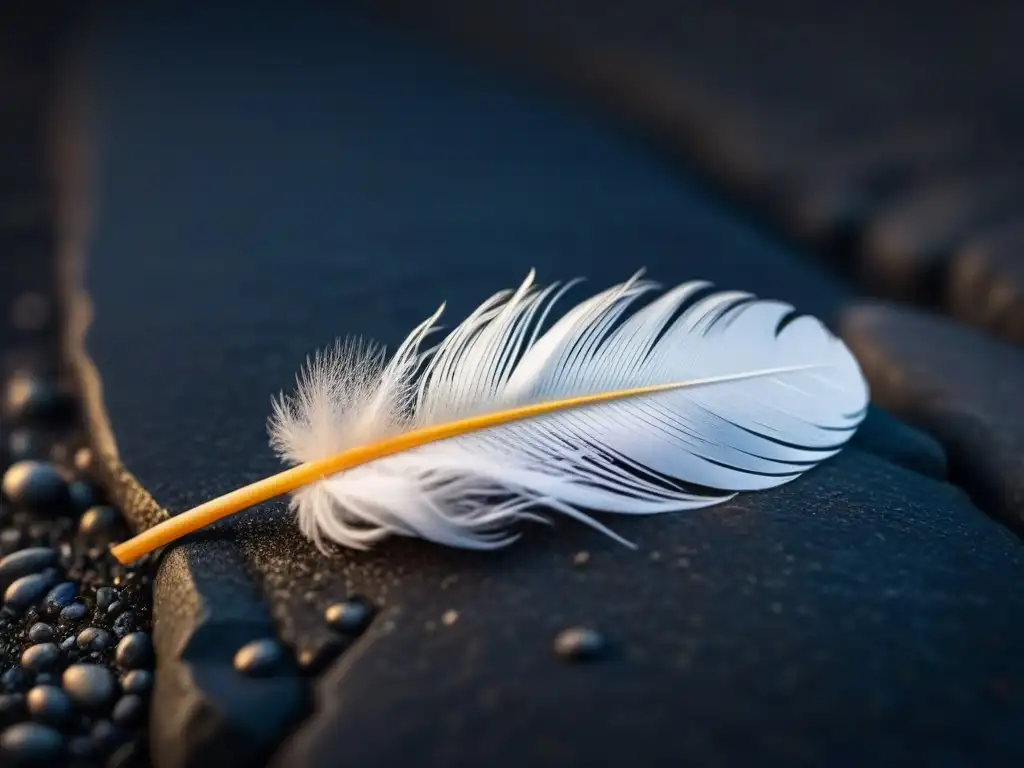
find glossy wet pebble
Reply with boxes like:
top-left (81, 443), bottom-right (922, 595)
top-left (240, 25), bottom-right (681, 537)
top-left (59, 603), bottom-right (86, 624)
top-left (78, 627), bottom-right (114, 652)
top-left (114, 632), bottom-right (152, 669)
top-left (233, 638), bottom-right (283, 677)
top-left (26, 686), bottom-right (72, 725)
top-left (0, 547), bottom-right (59, 591)
top-left (26, 622), bottom-right (54, 643)
top-left (0, 722), bottom-right (64, 764)
top-left (324, 598), bottom-right (374, 634)
top-left (67, 482), bottom-right (97, 514)
top-left (0, 693), bottom-right (24, 725)
top-left (553, 627), bottom-right (606, 661)
top-left (111, 694), bottom-right (144, 726)
top-left (1, 667), bottom-right (28, 693)
top-left (95, 587), bottom-right (117, 612)
top-left (90, 719), bottom-right (118, 751)
top-left (0, 461), bottom-right (69, 513)
top-left (62, 664), bottom-right (116, 711)
top-left (5, 571), bottom-right (59, 613)
top-left (120, 670), bottom-right (151, 695)
top-left (43, 582), bottom-right (76, 616)
top-left (20, 643), bottom-right (59, 672)
top-left (3, 375), bottom-right (70, 424)
top-left (78, 505), bottom-right (117, 539)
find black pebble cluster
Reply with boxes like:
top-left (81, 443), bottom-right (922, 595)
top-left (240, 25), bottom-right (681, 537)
top-left (1, 372), bottom-right (155, 767)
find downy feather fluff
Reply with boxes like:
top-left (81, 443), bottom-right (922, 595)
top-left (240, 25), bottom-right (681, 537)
top-left (268, 271), bottom-right (869, 552)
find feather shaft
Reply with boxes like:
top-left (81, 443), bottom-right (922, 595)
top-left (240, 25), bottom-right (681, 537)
top-left (110, 364), bottom-right (820, 564)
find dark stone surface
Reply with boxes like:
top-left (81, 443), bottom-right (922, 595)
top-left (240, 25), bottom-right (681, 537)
top-left (948, 221), bottom-right (1024, 346)
top-left (841, 302), bottom-right (1024, 536)
top-left (362, 0), bottom-right (1024, 309)
top-left (145, 542), bottom-right (307, 768)
top-left (858, 172), bottom-right (1022, 302)
top-left (848, 405), bottom-right (947, 481)
top-left (77, 3), bottom-right (1024, 767)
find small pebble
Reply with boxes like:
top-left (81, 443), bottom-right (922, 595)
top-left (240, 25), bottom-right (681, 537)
top-left (233, 638), bottom-right (284, 677)
top-left (8, 429), bottom-right (48, 461)
top-left (20, 643), bottom-right (59, 672)
top-left (1, 667), bottom-right (28, 693)
top-left (59, 603), bottom-right (86, 624)
top-left (0, 547), bottom-right (59, 591)
top-left (111, 611), bottom-right (135, 638)
top-left (26, 686), bottom-right (72, 724)
top-left (296, 636), bottom-right (345, 675)
top-left (62, 664), bottom-right (116, 710)
top-left (0, 528), bottom-right (24, 552)
top-left (77, 627), bottom-right (114, 652)
top-left (114, 632), bottom-right (152, 670)
top-left (553, 627), bottom-right (606, 661)
top-left (572, 550), bottom-right (590, 566)
top-left (78, 505), bottom-right (117, 539)
top-left (0, 693), bottom-right (24, 725)
top-left (0, 722), bottom-right (64, 763)
top-left (120, 670), bottom-right (152, 695)
top-left (106, 601), bottom-right (122, 617)
top-left (67, 482), bottom-right (97, 513)
top-left (26, 622), bottom-right (54, 643)
top-left (107, 740), bottom-right (141, 768)
top-left (73, 447), bottom-right (92, 472)
top-left (111, 694), bottom-right (144, 726)
top-left (4, 375), bottom-right (68, 424)
top-left (324, 598), bottom-right (374, 634)
top-left (66, 736), bottom-right (93, 760)
top-left (5, 571), bottom-right (60, 613)
top-left (441, 609), bottom-right (459, 626)
top-left (0, 461), bottom-right (69, 513)
top-left (95, 587), bottom-right (117, 612)
top-left (89, 719), bottom-right (118, 751)
top-left (43, 582), bottom-right (76, 616)
top-left (58, 636), bottom-right (76, 653)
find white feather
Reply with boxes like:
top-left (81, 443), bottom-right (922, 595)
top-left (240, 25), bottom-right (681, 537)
top-left (268, 271), bottom-right (869, 552)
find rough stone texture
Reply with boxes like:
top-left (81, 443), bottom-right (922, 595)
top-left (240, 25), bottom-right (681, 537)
top-left (148, 542), bottom-right (306, 768)
top-left (948, 221), bottom-right (1024, 346)
top-left (75, 3), bottom-right (1024, 767)
top-left (842, 302), bottom-right (1024, 536)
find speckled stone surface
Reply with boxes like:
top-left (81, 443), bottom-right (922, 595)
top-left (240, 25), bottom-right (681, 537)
top-left (74, 3), bottom-right (1024, 767)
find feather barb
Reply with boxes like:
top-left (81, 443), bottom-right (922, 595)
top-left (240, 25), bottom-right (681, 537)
top-left (110, 364), bottom-right (819, 564)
